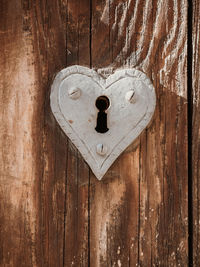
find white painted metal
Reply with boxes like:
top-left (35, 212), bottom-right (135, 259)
top-left (50, 65), bottom-right (156, 180)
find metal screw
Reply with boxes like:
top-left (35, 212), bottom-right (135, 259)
top-left (68, 87), bottom-right (81, 100)
top-left (96, 144), bottom-right (108, 156)
top-left (125, 90), bottom-right (135, 103)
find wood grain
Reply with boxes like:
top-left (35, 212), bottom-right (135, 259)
top-left (0, 0), bottom-right (190, 266)
top-left (35, 1), bottom-right (67, 265)
top-left (0, 0), bottom-right (68, 266)
top-left (0, 1), bottom-right (44, 265)
top-left (90, 0), bottom-right (188, 266)
top-left (192, 0), bottom-right (200, 266)
top-left (64, 0), bottom-right (90, 266)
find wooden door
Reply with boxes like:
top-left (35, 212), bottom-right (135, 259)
top-left (0, 0), bottom-right (198, 266)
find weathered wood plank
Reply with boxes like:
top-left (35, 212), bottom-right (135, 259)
top-left (32, 1), bottom-right (68, 266)
top-left (0, 0), bottom-right (67, 265)
top-left (192, 0), bottom-right (200, 266)
top-left (36, 1), bottom-right (68, 265)
top-left (63, 0), bottom-right (90, 266)
top-left (0, 1), bottom-right (44, 265)
top-left (90, 0), bottom-right (188, 266)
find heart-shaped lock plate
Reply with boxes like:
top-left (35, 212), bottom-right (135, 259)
top-left (50, 65), bottom-right (156, 180)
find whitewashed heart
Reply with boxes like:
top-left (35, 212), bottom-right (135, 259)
top-left (50, 65), bottom-right (156, 180)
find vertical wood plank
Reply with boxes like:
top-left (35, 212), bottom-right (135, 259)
top-left (90, 0), bottom-right (188, 266)
top-left (63, 0), bottom-right (90, 266)
top-left (0, 2), bottom-right (39, 265)
top-left (192, 0), bottom-right (200, 266)
top-left (0, 0), bottom-right (67, 266)
top-left (0, 1), bottom-right (37, 265)
top-left (35, 1), bottom-right (67, 265)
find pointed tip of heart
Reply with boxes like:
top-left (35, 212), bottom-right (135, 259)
top-left (90, 168), bottom-right (107, 181)
top-left (96, 175), bottom-right (104, 181)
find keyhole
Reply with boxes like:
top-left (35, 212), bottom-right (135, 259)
top-left (95, 96), bottom-right (110, 133)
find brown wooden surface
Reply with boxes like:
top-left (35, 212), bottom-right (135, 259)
top-left (90, 1), bottom-right (188, 266)
top-left (192, 0), bottom-right (200, 266)
top-left (64, 2), bottom-right (90, 266)
top-left (0, 1), bottom-right (68, 266)
top-left (0, 0), bottom-right (192, 266)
